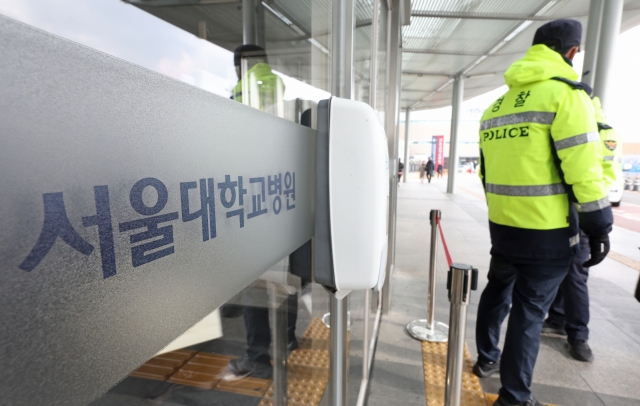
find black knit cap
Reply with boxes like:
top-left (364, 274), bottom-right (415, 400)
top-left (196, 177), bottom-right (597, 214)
top-left (532, 19), bottom-right (582, 54)
top-left (233, 44), bottom-right (267, 67)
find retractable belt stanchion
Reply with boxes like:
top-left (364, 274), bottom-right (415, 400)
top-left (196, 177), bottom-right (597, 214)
top-left (406, 209), bottom-right (449, 342)
top-left (444, 263), bottom-right (479, 406)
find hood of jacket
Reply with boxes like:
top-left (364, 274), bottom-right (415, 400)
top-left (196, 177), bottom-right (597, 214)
top-left (504, 44), bottom-right (578, 88)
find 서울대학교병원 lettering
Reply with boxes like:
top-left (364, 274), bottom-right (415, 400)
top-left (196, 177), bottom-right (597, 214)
top-left (18, 172), bottom-right (297, 279)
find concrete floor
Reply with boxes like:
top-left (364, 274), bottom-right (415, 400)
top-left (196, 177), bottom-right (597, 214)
top-left (368, 172), bottom-right (640, 406)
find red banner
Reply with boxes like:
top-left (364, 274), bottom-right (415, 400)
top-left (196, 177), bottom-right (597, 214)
top-left (432, 135), bottom-right (444, 169)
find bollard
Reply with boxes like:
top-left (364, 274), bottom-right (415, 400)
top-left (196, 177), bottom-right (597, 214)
top-left (634, 176), bottom-right (640, 192)
top-left (625, 176), bottom-right (632, 191)
top-left (444, 263), bottom-right (478, 406)
top-left (406, 210), bottom-right (449, 342)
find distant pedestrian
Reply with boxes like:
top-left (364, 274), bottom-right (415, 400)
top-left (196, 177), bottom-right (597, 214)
top-left (426, 158), bottom-right (435, 183)
top-left (437, 164), bottom-right (443, 178)
top-left (397, 159), bottom-right (404, 185)
top-left (419, 161), bottom-right (427, 183)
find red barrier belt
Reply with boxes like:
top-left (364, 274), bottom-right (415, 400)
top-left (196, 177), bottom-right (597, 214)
top-left (436, 216), bottom-right (453, 267)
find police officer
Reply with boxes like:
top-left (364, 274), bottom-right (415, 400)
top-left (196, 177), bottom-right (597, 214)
top-left (542, 96), bottom-right (623, 362)
top-left (473, 20), bottom-right (613, 406)
top-left (231, 44), bottom-right (284, 114)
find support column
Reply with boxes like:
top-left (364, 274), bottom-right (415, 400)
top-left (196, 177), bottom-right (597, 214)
top-left (382, 0), bottom-right (401, 314)
top-left (331, 0), bottom-right (354, 98)
top-left (368, 0), bottom-right (380, 110)
top-left (403, 109), bottom-right (410, 183)
top-left (359, 1), bottom-right (380, 398)
top-left (242, 0), bottom-right (265, 47)
top-left (582, 0), bottom-right (604, 88)
top-left (329, 295), bottom-right (349, 406)
top-left (593, 0), bottom-right (624, 108)
top-left (446, 75), bottom-right (464, 194)
top-left (329, 0), bottom-right (354, 405)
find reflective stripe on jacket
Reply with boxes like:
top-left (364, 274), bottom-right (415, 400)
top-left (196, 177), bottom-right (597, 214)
top-left (592, 96), bottom-right (623, 190)
top-left (479, 45), bottom-right (613, 260)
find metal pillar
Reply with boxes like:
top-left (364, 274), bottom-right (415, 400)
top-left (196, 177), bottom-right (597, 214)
top-left (403, 109), bottom-right (410, 183)
top-left (356, 2), bottom-right (381, 404)
top-left (331, 0), bottom-right (354, 98)
top-left (382, 0), bottom-right (402, 314)
top-left (593, 0), bottom-right (624, 109)
top-left (446, 75), bottom-right (464, 194)
top-left (198, 21), bottom-right (207, 40)
top-left (444, 264), bottom-right (477, 406)
top-left (368, 0), bottom-right (380, 110)
top-left (329, 296), bottom-right (349, 406)
top-left (329, 0), bottom-right (354, 405)
top-left (242, 0), bottom-right (265, 47)
top-left (582, 0), bottom-right (604, 88)
top-left (268, 282), bottom-right (288, 406)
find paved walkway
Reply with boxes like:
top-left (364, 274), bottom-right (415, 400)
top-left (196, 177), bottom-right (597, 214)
top-left (368, 173), bottom-right (640, 406)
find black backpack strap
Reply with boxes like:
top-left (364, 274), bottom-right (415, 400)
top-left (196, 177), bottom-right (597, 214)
top-left (551, 76), bottom-right (593, 96)
top-left (598, 122), bottom-right (613, 131)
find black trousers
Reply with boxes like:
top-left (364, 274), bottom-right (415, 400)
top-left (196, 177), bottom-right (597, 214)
top-left (476, 254), bottom-right (569, 403)
top-left (243, 293), bottom-right (298, 365)
top-left (546, 234), bottom-right (591, 340)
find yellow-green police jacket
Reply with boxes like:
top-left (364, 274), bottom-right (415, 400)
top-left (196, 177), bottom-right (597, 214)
top-left (479, 45), bottom-right (613, 260)
top-left (592, 97), bottom-right (623, 190)
top-left (232, 62), bottom-right (284, 112)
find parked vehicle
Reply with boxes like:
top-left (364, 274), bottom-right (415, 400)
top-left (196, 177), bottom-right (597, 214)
top-left (609, 177), bottom-right (624, 207)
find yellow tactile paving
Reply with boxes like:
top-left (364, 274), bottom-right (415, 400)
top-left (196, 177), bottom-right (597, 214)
top-left (608, 250), bottom-right (640, 271)
top-left (421, 341), bottom-right (487, 406)
top-left (130, 317), bottom-right (334, 404)
top-left (485, 393), bottom-right (499, 405)
top-left (261, 317), bottom-right (332, 406)
top-left (422, 342), bottom-right (559, 406)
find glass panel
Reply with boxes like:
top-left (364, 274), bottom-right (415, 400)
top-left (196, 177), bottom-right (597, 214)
top-left (89, 242), bottom-right (317, 406)
top-left (0, 0), bottom-right (330, 125)
top-left (0, 1), bottom-right (337, 404)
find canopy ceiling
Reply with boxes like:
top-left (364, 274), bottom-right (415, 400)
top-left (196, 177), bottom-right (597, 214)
top-left (130, 0), bottom-right (640, 110)
top-left (402, 0), bottom-right (640, 110)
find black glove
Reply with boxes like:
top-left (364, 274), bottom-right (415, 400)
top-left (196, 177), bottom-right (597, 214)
top-left (582, 234), bottom-right (610, 267)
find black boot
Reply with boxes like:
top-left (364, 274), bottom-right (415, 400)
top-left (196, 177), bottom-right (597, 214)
top-left (568, 338), bottom-right (594, 362)
top-left (495, 396), bottom-right (545, 406)
top-left (472, 359), bottom-right (499, 378)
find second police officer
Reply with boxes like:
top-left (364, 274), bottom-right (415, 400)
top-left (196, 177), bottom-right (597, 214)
top-left (542, 96), bottom-right (623, 362)
top-left (473, 19), bottom-right (613, 406)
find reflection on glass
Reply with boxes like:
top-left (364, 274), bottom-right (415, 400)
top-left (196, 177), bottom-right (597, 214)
top-left (0, 0), bottom-right (386, 403)
top-left (0, 0), bottom-right (330, 125)
top-left (91, 240), bottom-right (315, 406)
top-left (232, 45), bottom-right (285, 117)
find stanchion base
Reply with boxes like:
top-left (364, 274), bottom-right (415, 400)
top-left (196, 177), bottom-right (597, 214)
top-left (406, 319), bottom-right (449, 342)
top-left (322, 311), bottom-right (352, 328)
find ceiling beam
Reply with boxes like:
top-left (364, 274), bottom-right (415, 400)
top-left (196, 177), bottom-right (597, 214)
top-left (409, 6), bottom-right (640, 22)
top-left (403, 48), bottom-right (483, 56)
top-left (402, 70), bottom-right (451, 77)
top-left (410, 11), bottom-right (551, 21)
top-left (403, 48), bottom-right (524, 57)
top-left (408, 0), bottom-right (559, 109)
